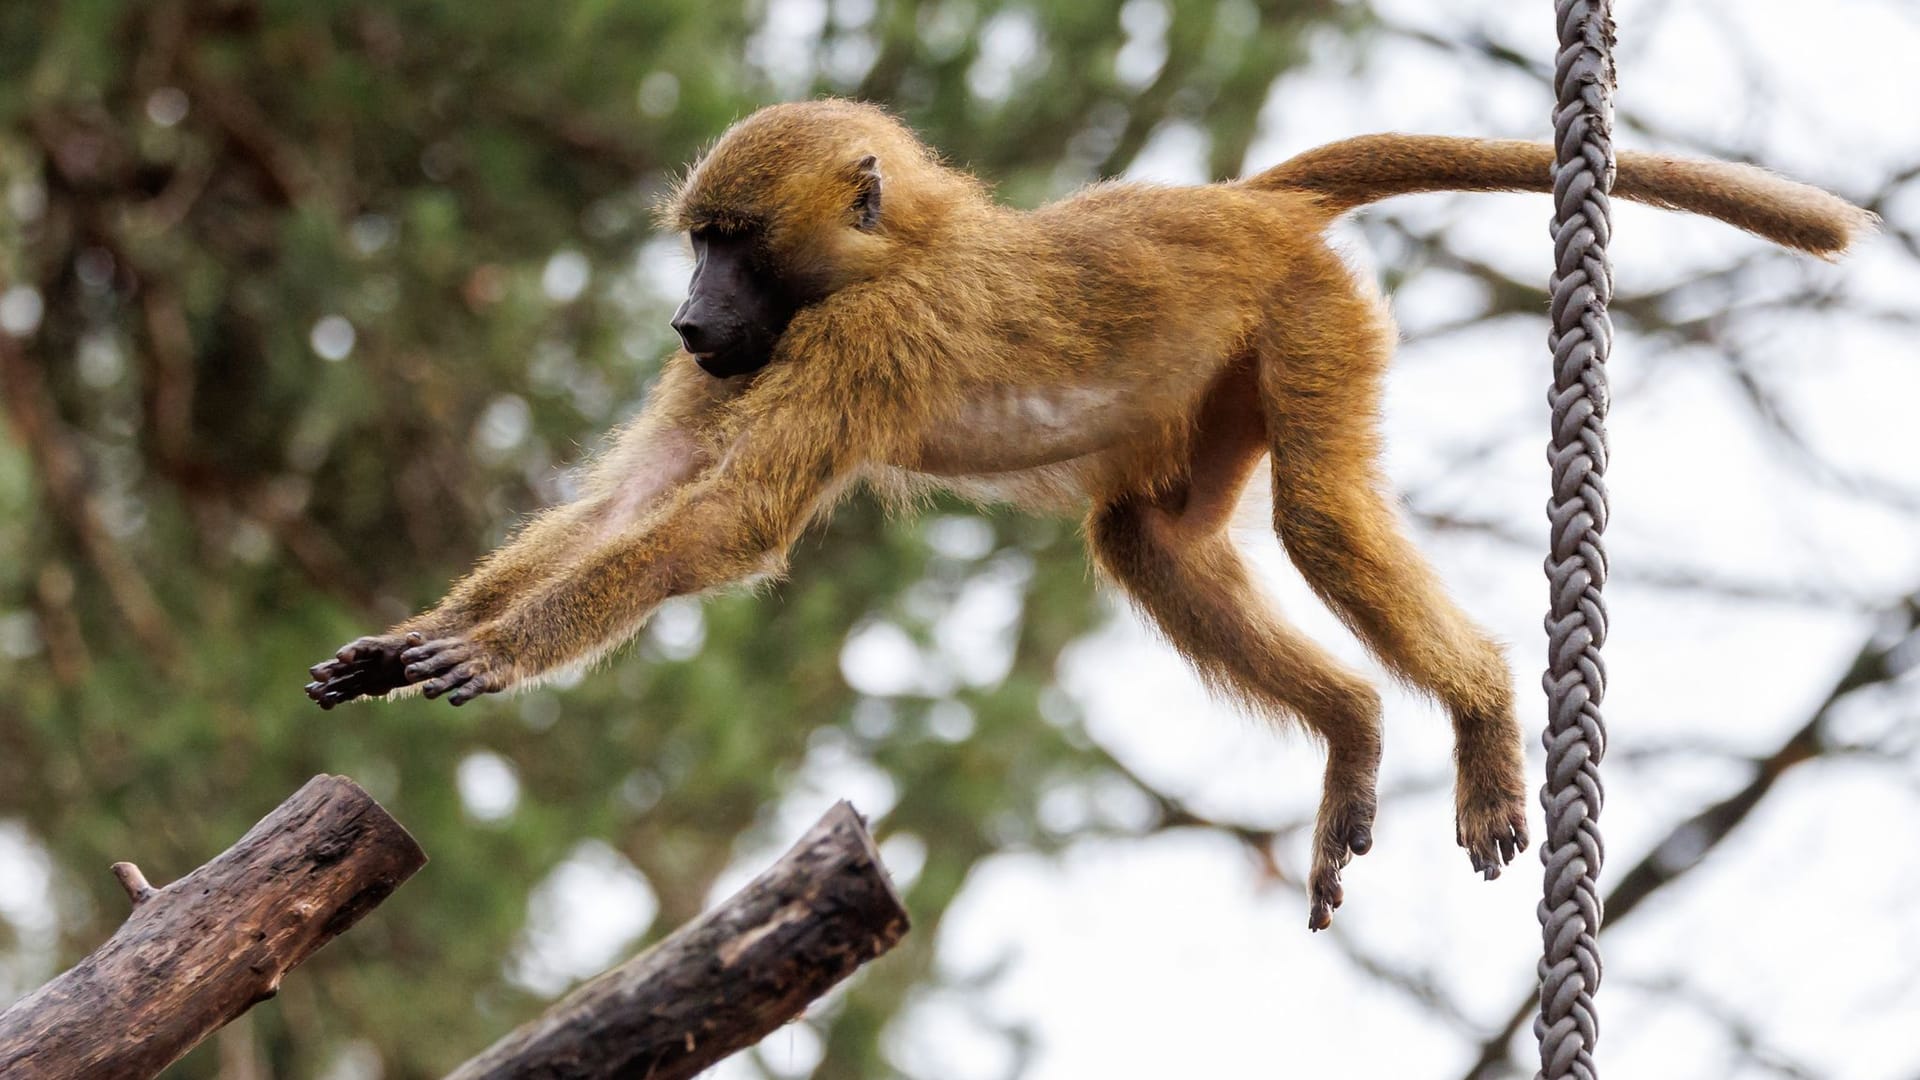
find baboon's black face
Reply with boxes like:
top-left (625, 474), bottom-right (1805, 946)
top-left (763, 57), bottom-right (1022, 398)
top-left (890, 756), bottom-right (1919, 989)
top-left (672, 228), bottom-right (799, 378)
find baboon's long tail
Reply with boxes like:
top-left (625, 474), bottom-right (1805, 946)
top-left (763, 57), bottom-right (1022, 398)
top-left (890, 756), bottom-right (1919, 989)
top-left (1248, 134), bottom-right (1875, 259)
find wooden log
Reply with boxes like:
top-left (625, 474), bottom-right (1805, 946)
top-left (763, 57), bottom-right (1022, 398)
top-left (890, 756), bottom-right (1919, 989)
top-left (447, 800), bottom-right (908, 1080)
top-left (0, 774), bottom-right (427, 1080)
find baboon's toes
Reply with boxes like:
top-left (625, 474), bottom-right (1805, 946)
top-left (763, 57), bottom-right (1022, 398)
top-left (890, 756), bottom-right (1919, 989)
top-left (1307, 863), bottom-right (1344, 932)
top-left (1308, 900), bottom-right (1334, 932)
top-left (1456, 791), bottom-right (1529, 880)
top-left (1324, 789), bottom-right (1377, 860)
top-left (1307, 806), bottom-right (1370, 931)
top-left (1346, 821), bottom-right (1373, 856)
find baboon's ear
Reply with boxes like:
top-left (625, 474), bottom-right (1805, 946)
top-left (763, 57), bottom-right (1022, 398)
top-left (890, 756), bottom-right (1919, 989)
top-left (852, 155), bottom-right (883, 231)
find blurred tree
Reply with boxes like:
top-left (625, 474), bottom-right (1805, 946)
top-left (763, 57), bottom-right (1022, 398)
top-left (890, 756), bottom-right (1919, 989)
top-left (0, 0), bottom-right (1360, 1076)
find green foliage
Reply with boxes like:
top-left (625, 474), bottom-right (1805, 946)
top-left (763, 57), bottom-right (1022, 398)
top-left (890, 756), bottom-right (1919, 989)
top-left (0, 2), bottom-right (1346, 1075)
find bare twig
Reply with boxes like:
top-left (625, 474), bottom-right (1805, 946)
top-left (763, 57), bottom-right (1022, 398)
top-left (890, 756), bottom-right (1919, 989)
top-left (108, 862), bottom-right (156, 906)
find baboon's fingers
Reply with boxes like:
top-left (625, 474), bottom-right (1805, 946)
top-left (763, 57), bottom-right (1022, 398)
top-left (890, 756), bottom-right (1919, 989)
top-left (447, 669), bottom-right (503, 706)
top-left (402, 639), bottom-right (472, 682)
top-left (333, 634), bottom-right (395, 666)
top-left (309, 632), bottom-right (415, 705)
top-left (421, 660), bottom-right (486, 700)
top-left (308, 669), bottom-right (377, 709)
top-left (310, 651), bottom-right (367, 682)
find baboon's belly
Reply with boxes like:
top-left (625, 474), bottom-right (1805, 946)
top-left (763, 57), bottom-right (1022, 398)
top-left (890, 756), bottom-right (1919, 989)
top-left (912, 384), bottom-right (1151, 475)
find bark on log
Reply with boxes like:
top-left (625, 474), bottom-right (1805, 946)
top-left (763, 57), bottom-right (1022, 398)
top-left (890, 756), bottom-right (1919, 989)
top-left (0, 774), bottom-right (427, 1080)
top-left (446, 800), bottom-right (908, 1080)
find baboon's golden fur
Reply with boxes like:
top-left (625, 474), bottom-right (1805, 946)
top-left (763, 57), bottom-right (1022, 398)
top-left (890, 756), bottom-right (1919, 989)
top-left (314, 99), bottom-right (1870, 927)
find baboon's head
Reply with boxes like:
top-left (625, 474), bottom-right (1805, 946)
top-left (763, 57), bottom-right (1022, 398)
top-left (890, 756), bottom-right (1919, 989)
top-left (660, 100), bottom-right (984, 377)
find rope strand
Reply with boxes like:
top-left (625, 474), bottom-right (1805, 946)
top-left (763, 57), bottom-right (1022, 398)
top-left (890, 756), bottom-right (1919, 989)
top-left (1537, 2), bottom-right (1615, 1078)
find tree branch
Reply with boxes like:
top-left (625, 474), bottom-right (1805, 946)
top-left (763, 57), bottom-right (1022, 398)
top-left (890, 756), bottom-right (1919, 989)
top-left (0, 775), bottom-right (427, 1080)
top-left (446, 801), bottom-right (908, 1080)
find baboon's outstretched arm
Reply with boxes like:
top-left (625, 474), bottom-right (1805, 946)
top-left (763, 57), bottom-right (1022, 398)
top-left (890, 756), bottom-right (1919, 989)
top-left (412, 361), bottom-right (728, 634)
top-left (395, 400), bottom-right (860, 703)
top-left (304, 361), bottom-right (727, 708)
top-left (309, 287), bottom-right (899, 710)
top-left (346, 298), bottom-right (893, 705)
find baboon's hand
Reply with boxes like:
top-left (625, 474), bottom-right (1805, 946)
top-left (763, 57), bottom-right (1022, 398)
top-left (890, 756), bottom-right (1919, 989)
top-left (400, 632), bottom-right (510, 706)
top-left (306, 633), bottom-right (414, 709)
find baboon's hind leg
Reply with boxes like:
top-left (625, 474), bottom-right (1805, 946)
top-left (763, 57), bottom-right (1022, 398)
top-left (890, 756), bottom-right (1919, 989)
top-left (1087, 363), bottom-right (1383, 929)
top-left (1258, 280), bottom-right (1529, 878)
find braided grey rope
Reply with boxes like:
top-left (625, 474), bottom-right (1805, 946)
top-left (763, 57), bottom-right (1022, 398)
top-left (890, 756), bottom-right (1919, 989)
top-left (1537, 1), bottom-right (1614, 1078)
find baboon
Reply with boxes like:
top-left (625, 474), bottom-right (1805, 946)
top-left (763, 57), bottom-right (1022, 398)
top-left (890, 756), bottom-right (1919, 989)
top-left (307, 100), bottom-right (1871, 928)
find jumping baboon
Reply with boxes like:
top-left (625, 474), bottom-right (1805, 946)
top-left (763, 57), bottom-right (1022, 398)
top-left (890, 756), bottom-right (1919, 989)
top-left (307, 100), bottom-right (1871, 927)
